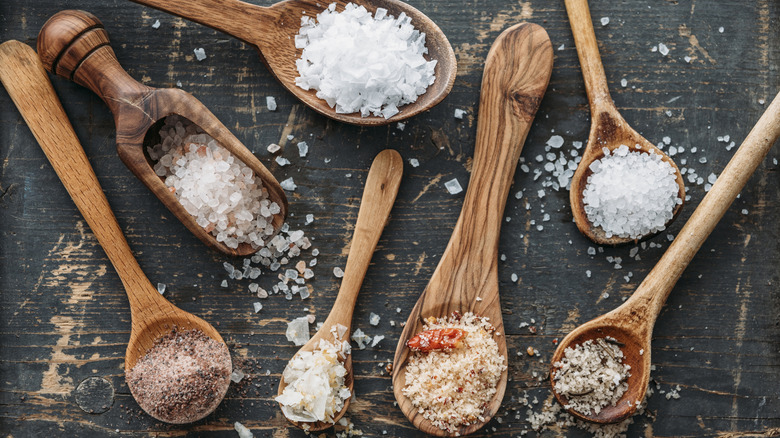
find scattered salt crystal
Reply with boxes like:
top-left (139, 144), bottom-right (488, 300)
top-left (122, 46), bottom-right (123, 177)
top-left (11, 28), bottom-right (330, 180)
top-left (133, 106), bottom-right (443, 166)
top-left (305, 214), bottom-right (314, 225)
top-left (558, 44), bottom-right (565, 51)
top-left (275, 156), bottom-right (291, 166)
top-left (351, 328), bottom-right (371, 349)
top-left (586, 270), bottom-right (591, 278)
top-left (741, 209), bottom-right (749, 215)
top-left (369, 313), bottom-right (380, 326)
top-left (151, 19), bottom-right (160, 29)
top-left (267, 143), bottom-right (281, 154)
top-left (707, 173), bottom-right (717, 184)
top-left (397, 122), bottom-right (406, 131)
top-left (444, 178), bottom-right (463, 195)
top-left (234, 421), bottom-right (254, 438)
top-left (510, 273), bottom-right (518, 282)
top-left (297, 141), bottom-right (308, 157)
top-left (663, 136), bottom-right (671, 145)
top-left (285, 317), bottom-right (310, 346)
top-left (658, 43), bottom-right (669, 56)
top-left (718, 26), bottom-right (724, 33)
top-left (231, 369), bottom-right (245, 383)
top-left (176, 80), bottom-right (182, 87)
top-left (620, 78), bottom-right (627, 87)
top-left (684, 55), bottom-right (692, 63)
top-left (371, 335), bottom-right (385, 347)
top-left (409, 158), bottom-right (420, 168)
top-left (280, 177), bottom-right (297, 191)
top-left (454, 109), bottom-right (467, 119)
top-left (157, 283), bottom-right (166, 295)
top-left (286, 134), bottom-right (294, 141)
top-left (600, 16), bottom-right (609, 26)
top-left (333, 267), bottom-right (344, 278)
top-left (252, 302), bottom-right (263, 313)
top-left (193, 48), bottom-right (207, 61)
top-left (547, 135), bottom-right (564, 149)
top-left (266, 96), bottom-right (277, 111)
top-left (221, 280), bottom-right (228, 288)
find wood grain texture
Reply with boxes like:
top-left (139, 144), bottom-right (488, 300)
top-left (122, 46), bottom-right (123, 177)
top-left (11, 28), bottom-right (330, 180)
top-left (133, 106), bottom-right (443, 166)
top-left (1, 0), bottom-right (779, 436)
top-left (37, 9), bottom-right (288, 257)
top-left (392, 22), bottom-right (552, 436)
top-left (130, 0), bottom-right (457, 126)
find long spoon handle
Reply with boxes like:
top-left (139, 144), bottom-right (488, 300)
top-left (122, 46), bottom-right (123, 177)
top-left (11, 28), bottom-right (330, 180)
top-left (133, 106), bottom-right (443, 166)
top-left (0, 40), bottom-right (163, 313)
top-left (37, 10), bottom-right (153, 113)
top-left (565, 0), bottom-right (614, 115)
top-left (322, 149), bottom-right (403, 329)
top-left (631, 92), bottom-right (780, 319)
top-left (130, 0), bottom-right (268, 46)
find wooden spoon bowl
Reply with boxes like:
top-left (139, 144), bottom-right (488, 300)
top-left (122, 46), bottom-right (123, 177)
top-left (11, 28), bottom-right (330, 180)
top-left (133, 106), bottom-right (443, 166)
top-left (551, 91), bottom-right (780, 424)
top-left (0, 40), bottom-right (230, 424)
top-left (277, 149), bottom-right (402, 431)
top-left (37, 10), bottom-right (288, 257)
top-left (391, 23), bottom-right (553, 436)
top-left (130, 0), bottom-right (457, 126)
top-left (565, 0), bottom-right (685, 245)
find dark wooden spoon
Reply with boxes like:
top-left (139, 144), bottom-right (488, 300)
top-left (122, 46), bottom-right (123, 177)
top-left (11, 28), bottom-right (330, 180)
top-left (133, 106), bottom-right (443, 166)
top-left (565, 0), bottom-right (686, 245)
top-left (391, 23), bottom-right (553, 436)
top-left (551, 91), bottom-right (780, 424)
top-left (129, 0), bottom-right (457, 126)
top-left (37, 10), bottom-right (287, 257)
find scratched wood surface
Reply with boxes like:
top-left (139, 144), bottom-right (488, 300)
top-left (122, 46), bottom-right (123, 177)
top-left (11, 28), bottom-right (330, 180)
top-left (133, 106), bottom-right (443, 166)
top-left (1, 1), bottom-right (778, 437)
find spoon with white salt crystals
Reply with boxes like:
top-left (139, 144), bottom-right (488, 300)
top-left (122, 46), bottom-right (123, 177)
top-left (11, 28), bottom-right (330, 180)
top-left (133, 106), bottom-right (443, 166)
top-left (565, 0), bottom-right (686, 245)
top-left (37, 10), bottom-right (287, 257)
top-left (130, 0), bottom-right (457, 126)
top-left (552, 91), bottom-right (780, 424)
top-left (276, 149), bottom-right (403, 431)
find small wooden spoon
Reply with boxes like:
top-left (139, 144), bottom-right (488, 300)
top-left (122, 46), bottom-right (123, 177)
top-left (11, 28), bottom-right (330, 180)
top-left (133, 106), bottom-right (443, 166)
top-left (130, 0), bottom-right (456, 126)
top-left (551, 91), bottom-right (780, 424)
top-left (0, 39), bottom-right (231, 423)
top-left (277, 149), bottom-right (403, 431)
top-left (565, 0), bottom-right (686, 245)
top-left (37, 10), bottom-right (287, 257)
top-left (391, 23), bottom-right (553, 436)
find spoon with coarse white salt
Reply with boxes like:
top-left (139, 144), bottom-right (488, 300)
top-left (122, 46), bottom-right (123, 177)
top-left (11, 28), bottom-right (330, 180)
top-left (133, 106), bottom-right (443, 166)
top-left (129, 0), bottom-right (457, 126)
top-left (392, 23), bottom-right (553, 437)
top-left (565, 0), bottom-right (686, 245)
top-left (276, 149), bottom-right (402, 431)
top-left (551, 91), bottom-right (780, 424)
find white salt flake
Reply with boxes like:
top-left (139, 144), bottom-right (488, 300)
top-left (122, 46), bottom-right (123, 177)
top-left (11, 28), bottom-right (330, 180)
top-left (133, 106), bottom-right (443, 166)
top-left (281, 177), bottom-right (297, 191)
top-left (600, 16), bottom-right (610, 26)
top-left (151, 19), bottom-right (161, 29)
top-left (658, 43), bottom-right (669, 56)
top-left (230, 369), bottom-right (245, 383)
top-left (620, 78), bottom-right (627, 87)
top-left (333, 267), bottom-right (344, 278)
top-left (409, 158), bottom-right (420, 168)
top-left (369, 313), bottom-right (380, 326)
top-left (266, 96), bottom-right (277, 111)
top-left (234, 421), bottom-right (254, 438)
top-left (444, 178), bottom-right (463, 195)
top-left (297, 141), bottom-right (308, 157)
top-left (285, 316), bottom-right (310, 346)
top-left (157, 283), bottom-right (166, 295)
top-left (253, 302), bottom-right (263, 313)
top-left (454, 109), bottom-right (467, 119)
top-left (267, 143), bottom-right (281, 154)
top-left (547, 135), bottom-right (564, 149)
top-left (193, 47), bottom-right (207, 61)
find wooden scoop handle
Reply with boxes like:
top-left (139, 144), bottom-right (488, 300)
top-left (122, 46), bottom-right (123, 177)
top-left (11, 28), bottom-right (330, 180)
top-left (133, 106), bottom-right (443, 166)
top-left (0, 40), bottom-right (164, 314)
top-left (37, 10), bottom-right (151, 112)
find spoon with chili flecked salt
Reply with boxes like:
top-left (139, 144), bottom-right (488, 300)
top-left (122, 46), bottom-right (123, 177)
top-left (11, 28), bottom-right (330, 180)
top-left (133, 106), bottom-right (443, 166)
top-left (277, 149), bottom-right (403, 431)
top-left (392, 23), bottom-right (553, 437)
top-left (551, 91), bottom-right (780, 424)
top-left (0, 39), bottom-right (232, 423)
top-left (37, 10), bottom-right (287, 257)
top-left (565, 0), bottom-right (686, 245)
top-left (129, 0), bottom-right (456, 126)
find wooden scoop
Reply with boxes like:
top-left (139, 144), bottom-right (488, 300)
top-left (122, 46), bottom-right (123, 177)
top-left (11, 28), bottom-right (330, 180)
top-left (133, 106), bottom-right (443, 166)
top-left (391, 23), bottom-right (553, 436)
top-left (37, 10), bottom-right (287, 257)
top-left (551, 91), bottom-right (780, 424)
top-left (277, 149), bottom-right (403, 431)
top-left (0, 39), bottom-right (231, 423)
top-left (565, 0), bottom-right (686, 245)
top-left (130, 0), bottom-right (457, 126)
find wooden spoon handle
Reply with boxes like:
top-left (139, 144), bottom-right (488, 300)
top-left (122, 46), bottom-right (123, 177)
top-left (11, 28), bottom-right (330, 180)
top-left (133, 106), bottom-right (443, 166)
top-left (0, 40), bottom-right (164, 314)
top-left (631, 91), bottom-right (780, 318)
top-left (322, 149), bottom-right (403, 329)
top-left (564, 0), bottom-right (614, 114)
top-left (130, 0), bottom-right (268, 46)
top-left (37, 10), bottom-right (152, 113)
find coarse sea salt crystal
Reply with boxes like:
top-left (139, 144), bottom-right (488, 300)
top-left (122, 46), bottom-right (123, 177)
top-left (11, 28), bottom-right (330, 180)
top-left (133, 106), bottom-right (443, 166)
top-left (286, 317), bottom-right (310, 346)
top-left (351, 328), bottom-right (371, 349)
top-left (371, 335), bottom-right (384, 347)
top-left (266, 96), bottom-right (277, 111)
top-left (600, 17), bottom-right (609, 26)
top-left (444, 178), bottom-right (463, 195)
top-left (397, 122), bottom-right (406, 131)
top-left (454, 109), bottom-right (467, 119)
top-left (281, 177), bottom-right (297, 191)
top-left (658, 43), bottom-right (669, 56)
top-left (409, 158), bottom-right (420, 168)
top-left (305, 214), bottom-right (315, 225)
top-left (193, 47), bottom-right (207, 61)
top-left (547, 135), bottom-right (564, 149)
top-left (157, 283), bottom-right (166, 295)
top-left (267, 143), bottom-right (281, 154)
top-left (297, 141), bottom-right (308, 157)
top-left (253, 302), bottom-right (263, 313)
top-left (235, 421), bottom-right (254, 438)
top-left (369, 313), bottom-right (380, 326)
top-left (684, 55), bottom-right (692, 63)
top-left (276, 156), bottom-right (291, 166)
top-left (333, 267), bottom-right (344, 278)
top-left (621, 78), bottom-right (627, 87)
top-left (151, 19), bottom-right (161, 29)
top-left (231, 369), bottom-right (245, 383)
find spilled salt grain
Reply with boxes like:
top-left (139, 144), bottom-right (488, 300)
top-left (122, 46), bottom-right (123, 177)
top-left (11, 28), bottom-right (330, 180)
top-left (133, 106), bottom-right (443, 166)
top-left (235, 421), bottom-right (254, 438)
top-left (409, 158), bottom-right (420, 168)
top-left (333, 267), bottom-right (344, 278)
top-left (253, 302), bottom-right (263, 313)
top-left (267, 143), bottom-right (281, 154)
top-left (230, 369), bottom-right (245, 383)
top-left (280, 178), bottom-right (297, 191)
top-left (621, 78), bottom-right (627, 87)
top-left (658, 43), bottom-right (669, 56)
top-left (275, 156), bottom-right (290, 166)
top-left (547, 135), bottom-right (564, 149)
top-left (193, 48), bottom-right (206, 61)
top-left (600, 17), bottom-right (609, 26)
top-left (266, 96), bottom-right (277, 111)
top-left (157, 283), bottom-right (166, 295)
top-left (151, 19), bottom-right (160, 29)
top-left (454, 109), bottom-right (467, 119)
top-left (444, 178), bottom-right (463, 194)
top-left (286, 317), bottom-right (310, 346)
top-left (369, 313), bottom-right (380, 326)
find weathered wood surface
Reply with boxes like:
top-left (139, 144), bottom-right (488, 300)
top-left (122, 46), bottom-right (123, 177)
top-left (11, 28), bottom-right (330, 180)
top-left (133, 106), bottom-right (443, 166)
top-left (1, 0), bottom-right (778, 437)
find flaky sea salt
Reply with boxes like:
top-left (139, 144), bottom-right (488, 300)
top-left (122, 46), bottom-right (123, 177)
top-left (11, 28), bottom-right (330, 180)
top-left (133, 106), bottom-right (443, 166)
top-left (234, 421), bottom-right (253, 438)
top-left (193, 48), bottom-right (206, 61)
top-left (281, 177), bottom-right (297, 191)
top-left (454, 109), bottom-right (467, 119)
top-left (253, 302), bottom-right (263, 313)
top-left (267, 143), bottom-right (281, 154)
top-left (147, 115), bottom-right (279, 249)
top-left (297, 141), bottom-right (308, 157)
top-left (600, 16), bottom-right (609, 26)
top-left (658, 43), bottom-right (669, 56)
top-left (266, 96), bottom-right (277, 111)
top-left (409, 158), bottom-right (420, 168)
top-left (369, 312), bottom-right (380, 326)
top-left (547, 135), bottom-right (564, 149)
top-left (151, 19), bottom-right (160, 29)
top-left (444, 178), bottom-right (463, 195)
top-left (582, 145), bottom-right (681, 239)
top-left (157, 283), bottom-right (166, 295)
top-left (294, 3), bottom-right (437, 118)
top-left (286, 317), bottom-right (310, 346)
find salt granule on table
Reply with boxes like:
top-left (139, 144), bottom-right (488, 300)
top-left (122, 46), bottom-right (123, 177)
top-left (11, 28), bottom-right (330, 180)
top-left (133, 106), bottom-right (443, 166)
top-left (280, 177), bottom-right (297, 191)
top-left (286, 316), bottom-right (311, 346)
top-left (658, 43), bottom-right (669, 56)
top-left (600, 16), bottom-right (609, 26)
top-left (369, 312), bottom-right (380, 326)
top-left (454, 109), bottom-right (467, 119)
top-left (444, 178), bottom-right (463, 195)
top-left (294, 3), bottom-right (437, 118)
top-left (151, 19), bottom-right (160, 29)
top-left (266, 96), bottom-right (277, 111)
top-left (297, 141), bottom-right (308, 157)
top-left (193, 47), bottom-right (207, 61)
top-left (409, 158), bottom-right (420, 168)
top-left (234, 422), bottom-right (254, 438)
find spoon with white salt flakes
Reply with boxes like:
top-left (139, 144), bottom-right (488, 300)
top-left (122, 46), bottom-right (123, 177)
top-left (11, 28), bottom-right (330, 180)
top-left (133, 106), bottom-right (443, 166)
top-left (552, 91), bottom-right (780, 424)
top-left (129, 0), bottom-right (456, 126)
top-left (277, 149), bottom-right (403, 431)
top-left (565, 0), bottom-right (686, 245)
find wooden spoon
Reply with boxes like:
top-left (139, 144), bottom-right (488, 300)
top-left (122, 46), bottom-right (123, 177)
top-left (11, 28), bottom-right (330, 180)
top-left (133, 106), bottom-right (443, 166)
top-left (0, 39), bottom-right (232, 423)
top-left (565, 0), bottom-right (686, 245)
top-left (36, 10), bottom-right (287, 257)
top-left (391, 23), bottom-right (553, 436)
top-left (277, 149), bottom-right (403, 431)
top-left (551, 91), bottom-right (780, 424)
top-left (129, 0), bottom-right (456, 126)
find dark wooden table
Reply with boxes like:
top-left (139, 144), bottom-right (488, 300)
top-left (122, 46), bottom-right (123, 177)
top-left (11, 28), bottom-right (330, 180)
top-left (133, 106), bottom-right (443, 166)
top-left (2, 1), bottom-right (778, 436)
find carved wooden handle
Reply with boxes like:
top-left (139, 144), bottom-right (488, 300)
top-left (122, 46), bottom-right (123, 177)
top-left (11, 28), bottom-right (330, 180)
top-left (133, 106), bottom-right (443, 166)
top-left (37, 10), bottom-right (150, 111)
top-left (0, 40), bottom-right (162, 313)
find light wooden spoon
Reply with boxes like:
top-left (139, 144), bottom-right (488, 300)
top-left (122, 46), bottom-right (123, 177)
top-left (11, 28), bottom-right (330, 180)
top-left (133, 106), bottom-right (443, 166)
top-left (565, 0), bottom-right (686, 245)
top-left (0, 40), bottom-right (231, 423)
top-left (130, 0), bottom-right (457, 126)
top-left (391, 23), bottom-right (553, 436)
top-left (551, 91), bottom-right (780, 424)
top-left (37, 10), bottom-right (287, 257)
top-left (277, 149), bottom-right (403, 431)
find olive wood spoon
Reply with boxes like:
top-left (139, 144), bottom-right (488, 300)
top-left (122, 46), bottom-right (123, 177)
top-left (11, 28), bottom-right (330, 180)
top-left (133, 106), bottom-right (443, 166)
top-left (277, 149), bottom-right (403, 431)
top-left (129, 0), bottom-right (456, 126)
top-left (391, 23), bottom-right (553, 437)
top-left (551, 91), bottom-right (780, 424)
top-left (37, 10), bottom-right (287, 257)
top-left (0, 39), bottom-right (231, 423)
top-left (565, 0), bottom-right (686, 245)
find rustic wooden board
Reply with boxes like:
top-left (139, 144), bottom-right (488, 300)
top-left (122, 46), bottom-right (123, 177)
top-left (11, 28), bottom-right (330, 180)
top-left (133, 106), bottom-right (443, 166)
top-left (1, 0), bottom-right (778, 437)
